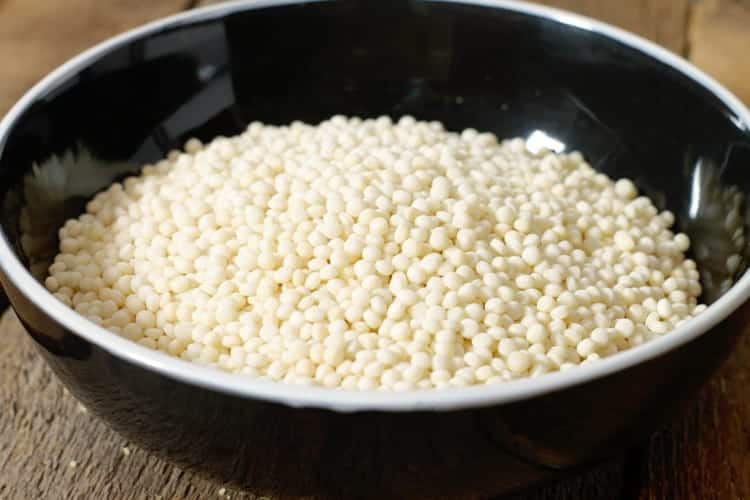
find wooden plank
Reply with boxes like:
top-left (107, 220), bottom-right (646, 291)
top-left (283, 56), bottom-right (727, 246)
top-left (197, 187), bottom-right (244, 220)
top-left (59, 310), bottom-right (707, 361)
top-left (638, 343), bottom-right (750, 499)
top-left (0, 306), bottom-right (627, 500)
top-left (0, 314), bottom-right (254, 500)
top-left (635, 1), bottom-right (750, 498)
top-left (0, 0), bottom-right (189, 115)
top-left (534, 0), bottom-right (690, 54)
top-left (0, 3), bottom-right (234, 499)
top-left (11, 0), bottom-right (745, 499)
top-left (688, 0), bottom-right (750, 104)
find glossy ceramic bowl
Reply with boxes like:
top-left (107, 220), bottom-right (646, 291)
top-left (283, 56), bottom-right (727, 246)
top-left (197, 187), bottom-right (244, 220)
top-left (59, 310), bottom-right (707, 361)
top-left (1, 0), bottom-right (750, 498)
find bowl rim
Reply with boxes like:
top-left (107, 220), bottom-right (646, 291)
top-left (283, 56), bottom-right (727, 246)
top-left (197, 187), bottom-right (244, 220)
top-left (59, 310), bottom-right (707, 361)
top-left (1, 0), bottom-right (749, 413)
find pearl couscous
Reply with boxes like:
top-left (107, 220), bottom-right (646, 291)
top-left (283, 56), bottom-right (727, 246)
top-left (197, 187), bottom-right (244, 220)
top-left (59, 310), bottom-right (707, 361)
top-left (44, 116), bottom-right (705, 391)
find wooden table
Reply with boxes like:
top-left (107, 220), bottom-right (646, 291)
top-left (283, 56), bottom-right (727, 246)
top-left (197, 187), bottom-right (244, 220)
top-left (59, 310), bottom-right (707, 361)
top-left (2, 1), bottom-right (749, 498)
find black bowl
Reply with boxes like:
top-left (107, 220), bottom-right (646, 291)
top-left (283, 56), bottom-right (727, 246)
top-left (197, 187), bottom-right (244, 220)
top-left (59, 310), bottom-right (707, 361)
top-left (1, 1), bottom-right (750, 498)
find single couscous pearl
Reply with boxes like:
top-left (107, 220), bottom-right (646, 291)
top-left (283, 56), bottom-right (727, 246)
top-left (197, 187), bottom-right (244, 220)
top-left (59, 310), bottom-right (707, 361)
top-left (46, 115), bottom-right (704, 391)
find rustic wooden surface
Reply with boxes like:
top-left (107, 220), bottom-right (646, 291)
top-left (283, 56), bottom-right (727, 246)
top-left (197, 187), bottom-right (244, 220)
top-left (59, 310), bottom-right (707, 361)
top-left (1, 0), bottom-right (750, 499)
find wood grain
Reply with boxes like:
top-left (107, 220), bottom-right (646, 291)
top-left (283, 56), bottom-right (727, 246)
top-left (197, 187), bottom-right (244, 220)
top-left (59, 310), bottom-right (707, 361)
top-left (637, 321), bottom-right (750, 499)
top-left (535, 0), bottom-right (690, 54)
top-left (0, 309), bottom-right (626, 500)
top-left (0, 0), bottom-right (189, 114)
top-left (636, 2), bottom-right (750, 497)
top-left (688, 0), bottom-right (750, 105)
top-left (1, 0), bottom-right (749, 499)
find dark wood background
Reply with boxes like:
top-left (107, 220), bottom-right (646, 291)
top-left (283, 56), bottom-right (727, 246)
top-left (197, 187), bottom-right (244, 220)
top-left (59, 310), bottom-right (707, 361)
top-left (1, 0), bottom-right (749, 498)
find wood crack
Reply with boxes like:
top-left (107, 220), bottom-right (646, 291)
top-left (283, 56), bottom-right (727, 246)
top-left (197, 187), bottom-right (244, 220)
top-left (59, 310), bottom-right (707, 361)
top-left (183, 0), bottom-right (202, 10)
top-left (683, 0), bottom-right (698, 58)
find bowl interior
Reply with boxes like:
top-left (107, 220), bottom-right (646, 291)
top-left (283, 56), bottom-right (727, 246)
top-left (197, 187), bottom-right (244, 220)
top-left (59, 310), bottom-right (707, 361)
top-left (1, 0), bottom-right (750, 305)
